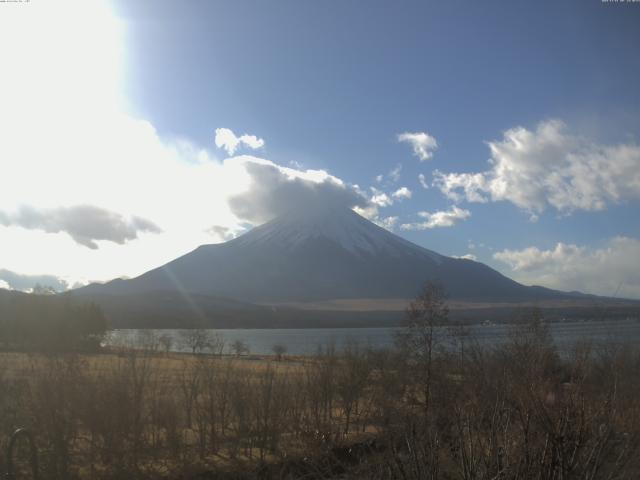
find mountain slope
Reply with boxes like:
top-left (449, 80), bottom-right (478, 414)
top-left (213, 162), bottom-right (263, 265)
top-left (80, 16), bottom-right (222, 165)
top-left (80, 206), bottom-right (569, 304)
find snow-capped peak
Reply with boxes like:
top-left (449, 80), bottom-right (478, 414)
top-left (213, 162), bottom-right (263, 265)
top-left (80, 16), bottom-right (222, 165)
top-left (232, 205), bottom-right (443, 262)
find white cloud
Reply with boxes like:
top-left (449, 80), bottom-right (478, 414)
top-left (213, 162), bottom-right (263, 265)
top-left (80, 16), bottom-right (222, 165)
top-left (0, 205), bottom-right (160, 249)
top-left (400, 205), bottom-right (471, 230)
top-left (0, 280), bottom-right (10, 290)
top-left (392, 187), bottom-right (412, 200)
top-left (454, 253), bottom-right (477, 261)
top-left (0, 269), bottom-right (69, 292)
top-left (375, 164), bottom-right (402, 185)
top-left (206, 225), bottom-right (239, 242)
top-left (369, 187), bottom-right (394, 208)
top-left (373, 216), bottom-right (399, 231)
top-left (434, 119), bottom-right (640, 214)
top-left (352, 204), bottom-right (380, 221)
top-left (389, 164), bottom-right (402, 182)
top-left (433, 171), bottom-right (489, 203)
top-left (398, 131), bottom-right (438, 161)
top-left (214, 127), bottom-right (265, 156)
top-left (227, 156), bottom-right (371, 224)
top-left (418, 173), bottom-right (429, 189)
top-left (367, 185), bottom-right (411, 209)
top-left (288, 160), bottom-right (303, 169)
top-left (493, 237), bottom-right (640, 299)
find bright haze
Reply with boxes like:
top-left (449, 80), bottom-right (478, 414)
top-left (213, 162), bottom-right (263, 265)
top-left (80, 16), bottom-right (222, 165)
top-left (1, 0), bottom-right (639, 299)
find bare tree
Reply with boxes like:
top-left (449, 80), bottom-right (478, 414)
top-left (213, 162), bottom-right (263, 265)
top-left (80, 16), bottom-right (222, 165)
top-left (158, 333), bottom-right (173, 354)
top-left (336, 340), bottom-right (371, 434)
top-left (208, 332), bottom-right (226, 356)
top-left (396, 282), bottom-right (449, 415)
top-left (178, 362), bottom-right (200, 429)
top-left (139, 329), bottom-right (159, 352)
top-left (231, 339), bottom-right (249, 357)
top-left (180, 328), bottom-right (211, 355)
top-left (448, 321), bottom-right (471, 371)
top-left (272, 343), bottom-right (287, 361)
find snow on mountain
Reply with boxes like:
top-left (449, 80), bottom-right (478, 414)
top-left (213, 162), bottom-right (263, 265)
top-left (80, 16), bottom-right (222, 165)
top-left (233, 205), bottom-right (443, 262)
top-left (79, 205), bottom-right (571, 306)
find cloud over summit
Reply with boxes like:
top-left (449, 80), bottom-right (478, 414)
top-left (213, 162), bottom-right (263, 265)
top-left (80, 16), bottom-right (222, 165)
top-left (227, 157), bottom-right (372, 224)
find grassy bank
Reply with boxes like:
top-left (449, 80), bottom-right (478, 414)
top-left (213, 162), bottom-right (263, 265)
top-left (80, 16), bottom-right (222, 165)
top-left (0, 320), bottom-right (639, 479)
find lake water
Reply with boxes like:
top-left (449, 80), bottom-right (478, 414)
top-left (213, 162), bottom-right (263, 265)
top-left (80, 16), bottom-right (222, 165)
top-left (105, 318), bottom-right (640, 356)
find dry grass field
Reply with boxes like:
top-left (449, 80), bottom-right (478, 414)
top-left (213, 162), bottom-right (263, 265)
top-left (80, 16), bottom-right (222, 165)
top-left (1, 316), bottom-right (639, 479)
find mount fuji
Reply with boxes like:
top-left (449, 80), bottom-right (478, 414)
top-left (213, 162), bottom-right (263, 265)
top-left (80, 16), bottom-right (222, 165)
top-left (75, 205), bottom-right (599, 327)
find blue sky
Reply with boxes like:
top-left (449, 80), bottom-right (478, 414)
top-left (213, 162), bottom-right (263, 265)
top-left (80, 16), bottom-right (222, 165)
top-left (1, 0), bottom-right (639, 298)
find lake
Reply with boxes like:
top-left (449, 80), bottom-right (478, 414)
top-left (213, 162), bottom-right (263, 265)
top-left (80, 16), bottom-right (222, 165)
top-left (105, 318), bottom-right (640, 356)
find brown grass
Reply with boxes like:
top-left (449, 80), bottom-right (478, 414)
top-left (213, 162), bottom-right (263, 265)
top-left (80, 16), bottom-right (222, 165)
top-left (0, 326), bottom-right (638, 480)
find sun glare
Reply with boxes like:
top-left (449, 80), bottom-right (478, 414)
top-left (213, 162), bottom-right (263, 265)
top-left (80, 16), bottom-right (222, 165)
top-left (1, 0), bottom-right (124, 120)
top-left (0, 0), bottom-right (126, 207)
top-left (0, 1), bottom-right (259, 286)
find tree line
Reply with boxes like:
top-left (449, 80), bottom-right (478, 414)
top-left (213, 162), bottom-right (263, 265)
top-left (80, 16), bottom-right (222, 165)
top-left (0, 290), bottom-right (108, 351)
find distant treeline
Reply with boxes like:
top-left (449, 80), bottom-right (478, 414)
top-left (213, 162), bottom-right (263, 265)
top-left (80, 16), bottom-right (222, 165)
top-left (0, 290), bottom-right (108, 350)
top-left (77, 289), bottom-right (640, 329)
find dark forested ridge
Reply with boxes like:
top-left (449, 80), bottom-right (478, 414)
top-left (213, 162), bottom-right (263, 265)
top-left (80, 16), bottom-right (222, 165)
top-left (0, 289), bottom-right (108, 350)
top-left (70, 288), bottom-right (640, 329)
